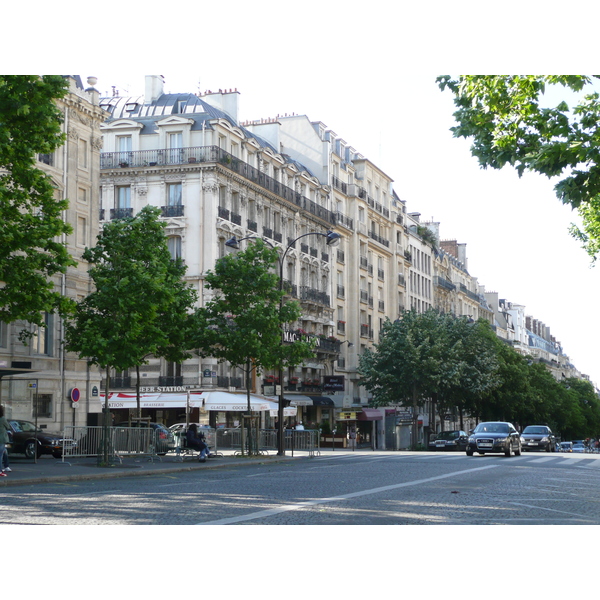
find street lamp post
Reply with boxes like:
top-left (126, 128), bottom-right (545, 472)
top-left (225, 229), bottom-right (341, 455)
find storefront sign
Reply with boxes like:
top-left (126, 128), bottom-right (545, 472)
top-left (338, 411), bottom-right (357, 420)
top-left (323, 376), bottom-right (344, 391)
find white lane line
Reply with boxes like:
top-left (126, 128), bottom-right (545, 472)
top-left (503, 500), bottom-right (598, 520)
top-left (196, 463), bottom-right (500, 525)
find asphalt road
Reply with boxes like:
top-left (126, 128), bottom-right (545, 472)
top-left (2, 450), bottom-right (600, 525)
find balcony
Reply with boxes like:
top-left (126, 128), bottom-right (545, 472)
top-left (299, 286), bottom-right (330, 306)
top-left (101, 146), bottom-right (337, 227)
top-left (161, 205), bottom-right (184, 218)
top-left (434, 276), bottom-right (456, 291)
top-left (110, 207), bottom-right (133, 220)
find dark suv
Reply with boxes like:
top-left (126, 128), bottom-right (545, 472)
top-left (429, 430), bottom-right (469, 451)
top-left (520, 425), bottom-right (556, 452)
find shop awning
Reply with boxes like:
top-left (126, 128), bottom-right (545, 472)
top-left (282, 395), bottom-right (335, 406)
top-left (100, 390), bottom-right (284, 412)
top-left (284, 395), bottom-right (314, 406)
top-left (198, 391), bottom-right (278, 412)
top-left (101, 391), bottom-right (204, 410)
top-left (309, 396), bottom-right (335, 406)
top-left (358, 408), bottom-right (383, 421)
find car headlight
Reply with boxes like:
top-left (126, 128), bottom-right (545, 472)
top-left (494, 437), bottom-right (508, 444)
top-left (541, 436), bottom-right (549, 442)
top-left (468, 436), bottom-right (475, 443)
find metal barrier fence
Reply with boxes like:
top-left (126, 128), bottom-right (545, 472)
top-left (62, 426), bottom-right (161, 464)
top-left (62, 426), bottom-right (320, 463)
top-left (215, 428), bottom-right (320, 457)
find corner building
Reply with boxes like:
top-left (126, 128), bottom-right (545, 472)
top-left (98, 76), bottom-right (341, 427)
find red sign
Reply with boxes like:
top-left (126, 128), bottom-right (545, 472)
top-left (71, 388), bottom-right (80, 402)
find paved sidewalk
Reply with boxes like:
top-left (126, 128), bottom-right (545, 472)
top-left (0, 449), bottom-right (314, 488)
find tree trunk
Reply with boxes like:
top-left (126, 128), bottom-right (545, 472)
top-left (103, 365), bottom-right (111, 465)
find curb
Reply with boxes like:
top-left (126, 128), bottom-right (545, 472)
top-left (0, 454), bottom-right (297, 488)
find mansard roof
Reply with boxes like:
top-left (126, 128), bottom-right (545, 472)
top-left (99, 92), bottom-right (316, 178)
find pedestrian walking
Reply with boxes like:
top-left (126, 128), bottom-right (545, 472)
top-left (0, 405), bottom-right (11, 477)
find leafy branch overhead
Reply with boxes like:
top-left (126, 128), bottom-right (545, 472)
top-left (437, 75), bottom-right (600, 262)
top-left (0, 75), bottom-right (75, 327)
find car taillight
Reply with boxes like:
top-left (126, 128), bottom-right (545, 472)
top-left (160, 432), bottom-right (166, 439)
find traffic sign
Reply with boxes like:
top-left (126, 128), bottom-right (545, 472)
top-left (70, 388), bottom-right (80, 402)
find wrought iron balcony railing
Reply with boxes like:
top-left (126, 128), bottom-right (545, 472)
top-left (101, 145), bottom-right (337, 226)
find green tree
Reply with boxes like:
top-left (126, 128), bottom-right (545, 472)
top-left (359, 310), bottom-right (447, 448)
top-left (65, 206), bottom-right (198, 463)
top-left (437, 317), bottom-right (501, 430)
top-left (195, 239), bottom-right (316, 453)
top-left (437, 75), bottom-right (600, 261)
top-left (0, 75), bottom-right (75, 330)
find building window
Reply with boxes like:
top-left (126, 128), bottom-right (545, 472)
top-left (32, 312), bottom-right (52, 355)
top-left (116, 186), bottom-right (131, 209)
top-left (168, 236), bottom-right (182, 260)
top-left (38, 153), bottom-right (54, 166)
top-left (0, 321), bottom-right (6, 347)
top-left (34, 393), bottom-right (52, 418)
top-left (167, 183), bottom-right (182, 206)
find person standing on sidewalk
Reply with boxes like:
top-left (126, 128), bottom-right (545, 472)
top-left (0, 405), bottom-right (10, 477)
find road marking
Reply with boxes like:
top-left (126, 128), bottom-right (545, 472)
top-left (196, 463), bottom-right (500, 525)
top-left (503, 500), bottom-right (598, 520)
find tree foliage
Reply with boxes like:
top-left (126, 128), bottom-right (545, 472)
top-left (65, 206), bottom-right (198, 372)
top-left (195, 239), bottom-right (316, 376)
top-left (437, 75), bottom-right (600, 262)
top-left (0, 75), bottom-right (75, 327)
top-left (359, 309), bottom-right (600, 440)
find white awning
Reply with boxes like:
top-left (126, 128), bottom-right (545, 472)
top-left (100, 392), bottom-right (203, 410)
top-left (100, 390), bottom-right (298, 414)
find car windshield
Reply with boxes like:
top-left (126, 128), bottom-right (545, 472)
top-left (573, 443), bottom-right (585, 448)
top-left (9, 420), bottom-right (41, 433)
top-left (474, 423), bottom-right (509, 434)
top-left (522, 426), bottom-right (548, 434)
top-left (437, 431), bottom-right (459, 440)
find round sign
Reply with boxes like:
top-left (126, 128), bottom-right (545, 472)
top-left (71, 387), bottom-right (80, 402)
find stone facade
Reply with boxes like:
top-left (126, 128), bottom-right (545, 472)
top-left (0, 76), bottom-right (107, 431)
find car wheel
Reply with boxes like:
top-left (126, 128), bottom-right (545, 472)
top-left (466, 450), bottom-right (473, 456)
top-left (25, 440), bottom-right (39, 459)
top-left (515, 443), bottom-right (521, 456)
top-left (504, 444), bottom-right (512, 457)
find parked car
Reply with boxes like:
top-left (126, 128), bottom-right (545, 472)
top-left (572, 443), bottom-right (586, 453)
top-left (520, 425), bottom-right (556, 452)
top-left (429, 430), bottom-right (469, 451)
top-left (559, 441), bottom-right (573, 452)
top-left (466, 421), bottom-right (522, 457)
top-left (7, 419), bottom-right (76, 459)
